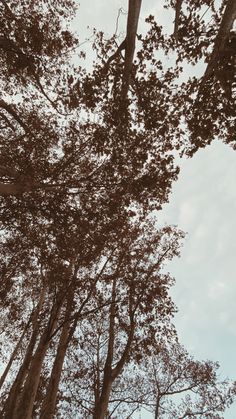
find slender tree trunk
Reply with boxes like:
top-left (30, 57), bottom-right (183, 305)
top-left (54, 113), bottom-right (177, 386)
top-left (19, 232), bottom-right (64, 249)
top-left (93, 377), bottom-right (113, 419)
top-left (14, 301), bottom-right (62, 419)
top-left (15, 332), bottom-right (51, 419)
top-left (39, 321), bottom-right (70, 419)
top-left (40, 262), bottom-right (106, 418)
top-left (121, 0), bottom-right (142, 100)
top-left (39, 292), bottom-right (74, 419)
top-left (155, 395), bottom-right (161, 419)
top-left (0, 312), bottom-right (32, 390)
top-left (201, 0), bottom-right (236, 86)
top-left (93, 279), bottom-right (136, 419)
top-left (173, 0), bottom-right (183, 39)
top-left (2, 285), bottom-right (46, 419)
top-left (3, 326), bottom-right (39, 418)
top-left (93, 279), bottom-right (116, 419)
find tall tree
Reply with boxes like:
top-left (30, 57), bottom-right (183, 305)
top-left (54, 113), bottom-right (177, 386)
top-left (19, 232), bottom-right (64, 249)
top-left (1, 1), bottom-right (236, 418)
top-left (55, 222), bottom-right (185, 417)
top-left (96, 342), bottom-right (236, 418)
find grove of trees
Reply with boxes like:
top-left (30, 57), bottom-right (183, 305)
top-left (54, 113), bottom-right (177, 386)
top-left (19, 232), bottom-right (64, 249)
top-left (0, 0), bottom-right (235, 417)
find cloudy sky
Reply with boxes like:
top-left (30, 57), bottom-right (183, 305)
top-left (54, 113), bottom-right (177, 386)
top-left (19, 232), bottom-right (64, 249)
top-left (74, 2), bottom-right (236, 417)
top-left (160, 141), bottom-right (236, 419)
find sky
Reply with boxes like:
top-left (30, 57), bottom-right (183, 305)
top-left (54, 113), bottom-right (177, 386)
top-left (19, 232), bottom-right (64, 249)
top-left (160, 141), bottom-right (236, 419)
top-left (74, 1), bottom-right (236, 417)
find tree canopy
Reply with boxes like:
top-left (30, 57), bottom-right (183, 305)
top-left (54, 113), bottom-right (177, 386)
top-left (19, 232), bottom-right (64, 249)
top-left (0, 0), bottom-right (235, 418)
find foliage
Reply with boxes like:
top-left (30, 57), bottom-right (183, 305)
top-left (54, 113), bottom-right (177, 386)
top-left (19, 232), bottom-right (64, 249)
top-left (0, 0), bottom-right (235, 418)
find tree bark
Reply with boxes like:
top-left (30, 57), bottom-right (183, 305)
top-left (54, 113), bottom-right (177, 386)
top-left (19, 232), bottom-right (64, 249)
top-left (94, 377), bottom-right (113, 419)
top-left (201, 0), bottom-right (236, 86)
top-left (93, 279), bottom-right (116, 419)
top-left (39, 321), bottom-right (70, 419)
top-left (111, 319), bottom-right (134, 381)
top-left (3, 327), bottom-right (39, 418)
top-left (0, 312), bottom-right (32, 390)
top-left (0, 181), bottom-right (63, 196)
top-left (2, 285), bottom-right (46, 419)
top-left (93, 276), bottom-right (136, 419)
top-left (14, 301), bottom-right (62, 419)
top-left (0, 182), bottom-right (25, 196)
top-left (39, 293), bottom-right (74, 419)
top-left (15, 333), bottom-right (51, 419)
top-left (173, 0), bottom-right (183, 39)
top-left (121, 0), bottom-right (142, 100)
top-left (155, 395), bottom-right (161, 419)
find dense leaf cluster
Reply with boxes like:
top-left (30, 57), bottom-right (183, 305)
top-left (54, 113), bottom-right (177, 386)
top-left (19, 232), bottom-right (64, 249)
top-left (0, 0), bottom-right (235, 418)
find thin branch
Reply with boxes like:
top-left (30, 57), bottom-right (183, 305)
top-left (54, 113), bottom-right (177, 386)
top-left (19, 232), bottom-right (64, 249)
top-left (0, 99), bottom-right (29, 132)
top-left (33, 75), bottom-right (71, 116)
top-left (105, 39), bottom-right (126, 70)
top-left (0, 111), bottom-right (16, 131)
top-left (114, 7), bottom-right (126, 37)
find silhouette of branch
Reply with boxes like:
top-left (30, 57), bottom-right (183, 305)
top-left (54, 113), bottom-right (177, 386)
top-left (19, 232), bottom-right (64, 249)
top-left (173, 0), bottom-right (183, 40)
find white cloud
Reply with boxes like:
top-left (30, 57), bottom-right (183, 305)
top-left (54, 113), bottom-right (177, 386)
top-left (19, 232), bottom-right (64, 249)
top-left (162, 142), bottom-right (236, 405)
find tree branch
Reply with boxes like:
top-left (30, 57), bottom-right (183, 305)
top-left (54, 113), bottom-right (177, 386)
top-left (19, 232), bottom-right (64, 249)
top-left (121, 0), bottom-right (142, 101)
top-left (200, 0), bottom-right (236, 87)
top-left (0, 99), bottom-right (29, 132)
top-left (173, 0), bottom-right (183, 40)
top-left (111, 315), bottom-right (135, 380)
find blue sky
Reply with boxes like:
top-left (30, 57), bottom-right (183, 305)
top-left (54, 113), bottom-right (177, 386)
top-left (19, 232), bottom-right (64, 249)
top-left (160, 141), bottom-right (236, 418)
top-left (74, 1), bottom-right (236, 416)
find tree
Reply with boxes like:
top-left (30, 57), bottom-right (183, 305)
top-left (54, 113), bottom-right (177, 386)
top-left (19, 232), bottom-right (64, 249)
top-left (163, 0), bottom-right (236, 154)
top-left (140, 343), bottom-right (236, 418)
top-left (95, 341), bottom-right (236, 418)
top-left (51, 221), bottom-right (184, 418)
top-left (0, 0), bottom-right (235, 418)
top-left (121, 0), bottom-right (142, 100)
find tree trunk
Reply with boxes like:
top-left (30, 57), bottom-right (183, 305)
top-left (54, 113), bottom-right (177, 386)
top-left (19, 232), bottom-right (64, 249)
top-left (15, 332), bottom-right (51, 419)
top-left (39, 321), bottom-right (70, 419)
top-left (201, 0), bottom-right (236, 85)
top-left (0, 182), bottom-right (24, 196)
top-left (14, 302), bottom-right (62, 419)
top-left (121, 0), bottom-right (142, 100)
top-left (93, 377), bottom-right (113, 419)
top-left (39, 293), bottom-right (74, 419)
top-left (93, 279), bottom-right (116, 419)
top-left (155, 395), bottom-right (161, 419)
top-left (173, 0), bottom-right (183, 39)
top-left (0, 312), bottom-right (31, 390)
top-left (3, 326), bottom-right (39, 418)
top-left (2, 285), bottom-right (46, 419)
top-left (93, 279), bottom-right (136, 419)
